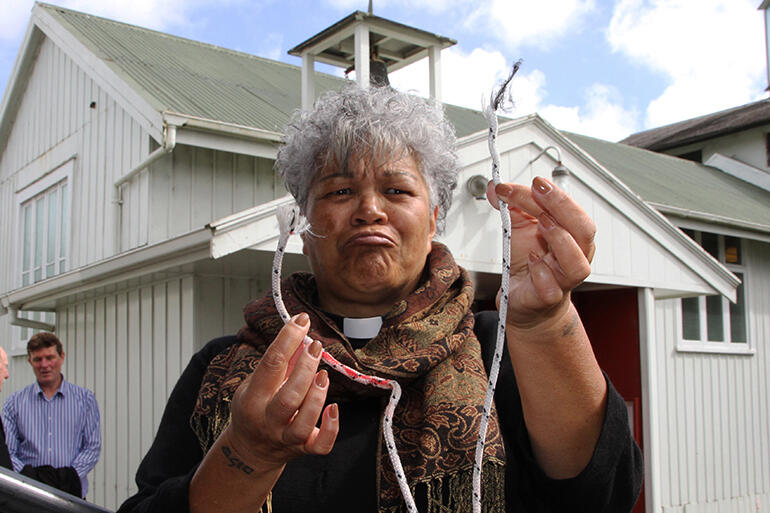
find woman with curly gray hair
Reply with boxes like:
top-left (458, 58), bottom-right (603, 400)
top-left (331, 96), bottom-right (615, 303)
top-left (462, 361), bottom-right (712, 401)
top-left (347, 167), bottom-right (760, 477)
top-left (277, 85), bottom-right (458, 232)
top-left (120, 85), bottom-right (641, 513)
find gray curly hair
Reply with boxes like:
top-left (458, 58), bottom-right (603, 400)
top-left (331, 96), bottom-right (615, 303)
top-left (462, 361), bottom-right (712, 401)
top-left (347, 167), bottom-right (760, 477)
top-left (275, 86), bottom-right (459, 233)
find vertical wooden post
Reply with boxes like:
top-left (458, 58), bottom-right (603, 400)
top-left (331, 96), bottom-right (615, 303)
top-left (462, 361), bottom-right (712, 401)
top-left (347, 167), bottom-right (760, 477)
top-left (354, 23), bottom-right (370, 88)
top-left (301, 53), bottom-right (315, 111)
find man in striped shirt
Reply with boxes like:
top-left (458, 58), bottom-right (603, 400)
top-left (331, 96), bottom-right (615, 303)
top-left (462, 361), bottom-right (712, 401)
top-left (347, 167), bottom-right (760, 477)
top-left (1, 332), bottom-right (101, 497)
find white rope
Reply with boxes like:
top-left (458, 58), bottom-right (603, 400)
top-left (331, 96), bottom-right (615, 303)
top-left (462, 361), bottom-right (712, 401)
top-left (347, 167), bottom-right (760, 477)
top-left (472, 61), bottom-right (520, 513)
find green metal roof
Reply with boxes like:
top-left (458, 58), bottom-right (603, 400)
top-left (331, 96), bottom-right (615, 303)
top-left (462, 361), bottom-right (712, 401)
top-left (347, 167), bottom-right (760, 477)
top-left (566, 131), bottom-right (770, 231)
top-left (38, 3), bottom-right (489, 137)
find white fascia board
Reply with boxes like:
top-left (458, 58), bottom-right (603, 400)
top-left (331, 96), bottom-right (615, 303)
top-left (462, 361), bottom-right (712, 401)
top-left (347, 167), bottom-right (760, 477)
top-left (652, 203), bottom-right (770, 237)
top-left (32, 5), bottom-right (163, 142)
top-left (704, 152), bottom-right (770, 192)
top-left (457, 114), bottom-right (740, 301)
top-left (668, 215), bottom-right (770, 243)
top-left (1, 228), bottom-right (211, 310)
top-left (209, 195), bottom-right (295, 259)
top-left (0, 20), bottom-right (44, 154)
top-left (166, 112), bottom-right (282, 159)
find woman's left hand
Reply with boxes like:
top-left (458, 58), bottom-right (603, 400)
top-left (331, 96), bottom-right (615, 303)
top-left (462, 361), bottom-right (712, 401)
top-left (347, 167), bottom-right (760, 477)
top-left (487, 176), bottom-right (596, 331)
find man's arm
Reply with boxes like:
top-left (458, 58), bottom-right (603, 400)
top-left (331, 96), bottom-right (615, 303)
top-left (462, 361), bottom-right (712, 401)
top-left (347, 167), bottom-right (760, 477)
top-left (71, 391), bottom-right (101, 478)
top-left (1, 398), bottom-right (25, 472)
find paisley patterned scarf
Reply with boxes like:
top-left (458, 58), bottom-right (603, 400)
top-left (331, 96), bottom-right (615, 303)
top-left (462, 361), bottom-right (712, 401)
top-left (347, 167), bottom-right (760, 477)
top-left (191, 243), bottom-right (506, 512)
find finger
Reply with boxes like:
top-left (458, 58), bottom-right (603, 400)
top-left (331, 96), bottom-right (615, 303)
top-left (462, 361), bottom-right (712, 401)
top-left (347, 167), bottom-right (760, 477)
top-left (283, 370), bottom-right (330, 445)
top-left (265, 339), bottom-right (323, 424)
top-left (488, 182), bottom-right (543, 218)
top-left (248, 313), bottom-right (311, 395)
top-left (305, 403), bottom-right (339, 455)
top-left (537, 213), bottom-right (592, 288)
top-left (531, 177), bottom-right (596, 258)
top-left (527, 251), bottom-right (564, 306)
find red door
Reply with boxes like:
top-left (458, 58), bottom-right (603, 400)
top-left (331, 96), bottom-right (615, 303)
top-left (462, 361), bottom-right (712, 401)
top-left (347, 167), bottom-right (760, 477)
top-left (573, 287), bottom-right (644, 513)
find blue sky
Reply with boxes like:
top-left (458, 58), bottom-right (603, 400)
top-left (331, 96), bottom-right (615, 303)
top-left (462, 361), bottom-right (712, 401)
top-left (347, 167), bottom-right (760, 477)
top-left (0, 0), bottom-right (767, 141)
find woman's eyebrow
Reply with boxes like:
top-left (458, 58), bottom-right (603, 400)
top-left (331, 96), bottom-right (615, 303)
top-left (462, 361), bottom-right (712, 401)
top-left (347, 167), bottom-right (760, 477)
top-left (317, 171), bottom-right (353, 181)
top-left (382, 169), bottom-right (419, 180)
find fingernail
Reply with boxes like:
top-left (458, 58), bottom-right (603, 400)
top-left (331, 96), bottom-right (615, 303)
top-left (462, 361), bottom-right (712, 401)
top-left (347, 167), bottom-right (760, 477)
top-left (329, 403), bottom-right (339, 420)
top-left (308, 340), bottom-right (322, 358)
top-left (529, 251), bottom-right (540, 263)
top-left (495, 183), bottom-right (511, 200)
top-left (293, 313), bottom-right (310, 327)
top-left (533, 177), bottom-right (552, 195)
top-left (315, 370), bottom-right (328, 388)
top-left (539, 213), bottom-right (555, 229)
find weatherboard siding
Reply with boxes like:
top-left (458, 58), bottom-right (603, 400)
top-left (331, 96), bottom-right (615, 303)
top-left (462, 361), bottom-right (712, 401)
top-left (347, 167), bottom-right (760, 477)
top-left (55, 275), bottom-right (195, 510)
top-left (654, 239), bottom-right (770, 513)
top-left (0, 35), bottom-right (152, 272)
top-left (146, 146), bottom-right (283, 244)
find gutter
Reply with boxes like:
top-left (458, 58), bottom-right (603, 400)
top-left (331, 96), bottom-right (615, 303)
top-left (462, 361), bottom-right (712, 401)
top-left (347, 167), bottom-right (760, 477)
top-left (8, 307), bottom-right (56, 332)
top-left (112, 123), bottom-right (177, 254)
top-left (649, 202), bottom-right (770, 235)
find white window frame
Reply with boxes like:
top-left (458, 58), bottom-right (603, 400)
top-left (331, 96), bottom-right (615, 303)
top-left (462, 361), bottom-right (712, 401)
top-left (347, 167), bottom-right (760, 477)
top-left (13, 159), bottom-right (73, 350)
top-left (676, 230), bottom-right (753, 355)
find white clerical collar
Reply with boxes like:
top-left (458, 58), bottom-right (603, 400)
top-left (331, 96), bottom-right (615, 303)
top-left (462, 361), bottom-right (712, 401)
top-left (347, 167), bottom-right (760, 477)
top-left (343, 316), bottom-right (383, 339)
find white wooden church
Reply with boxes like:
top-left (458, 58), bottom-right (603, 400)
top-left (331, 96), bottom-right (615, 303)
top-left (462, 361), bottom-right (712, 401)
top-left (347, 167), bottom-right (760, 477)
top-left (0, 3), bottom-right (769, 512)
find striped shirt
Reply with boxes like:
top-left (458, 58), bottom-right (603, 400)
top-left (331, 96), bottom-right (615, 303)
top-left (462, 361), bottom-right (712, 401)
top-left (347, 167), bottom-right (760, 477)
top-left (1, 378), bottom-right (101, 496)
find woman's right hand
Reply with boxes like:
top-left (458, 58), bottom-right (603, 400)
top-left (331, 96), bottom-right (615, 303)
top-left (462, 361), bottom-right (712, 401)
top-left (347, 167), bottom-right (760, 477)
top-left (190, 312), bottom-right (338, 512)
top-left (221, 312), bottom-right (339, 474)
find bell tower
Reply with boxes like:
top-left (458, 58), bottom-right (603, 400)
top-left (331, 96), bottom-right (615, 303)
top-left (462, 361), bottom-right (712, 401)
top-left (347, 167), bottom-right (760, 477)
top-left (288, 8), bottom-right (456, 109)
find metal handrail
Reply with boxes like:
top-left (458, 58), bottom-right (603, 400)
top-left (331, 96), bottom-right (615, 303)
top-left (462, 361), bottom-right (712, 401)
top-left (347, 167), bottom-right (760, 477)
top-left (0, 466), bottom-right (114, 513)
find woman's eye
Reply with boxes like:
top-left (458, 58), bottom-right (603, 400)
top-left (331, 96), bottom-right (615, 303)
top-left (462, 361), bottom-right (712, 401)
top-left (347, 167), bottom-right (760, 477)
top-left (386, 188), bottom-right (408, 195)
top-left (330, 188), bottom-right (351, 196)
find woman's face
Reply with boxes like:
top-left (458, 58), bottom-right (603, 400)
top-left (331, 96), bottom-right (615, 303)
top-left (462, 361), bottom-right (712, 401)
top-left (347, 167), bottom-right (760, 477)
top-left (302, 151), bottom-right (438, 317)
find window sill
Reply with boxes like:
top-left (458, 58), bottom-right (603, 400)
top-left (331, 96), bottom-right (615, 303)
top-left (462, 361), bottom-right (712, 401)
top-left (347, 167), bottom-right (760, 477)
top-left (676, 341), bottom-right (755, 355)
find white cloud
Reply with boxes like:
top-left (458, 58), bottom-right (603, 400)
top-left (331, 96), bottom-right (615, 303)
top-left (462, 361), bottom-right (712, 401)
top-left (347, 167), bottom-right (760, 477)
top-left (389, 46), bottom-right (516, 111)
top-left (608, 0), bottom-right (765, 128)
top-left (389, 47), bottom-right (638, 140)
top-left (0, 0), bottom-right (35, 42)
top-left (540, 83), bottom-right (639, 140)
top-left (0, 0), bottom-right (248, 42)
top-left (323, 0), bottom-right (467, 15)
top-left (466, 0), bottom-right (596, 50)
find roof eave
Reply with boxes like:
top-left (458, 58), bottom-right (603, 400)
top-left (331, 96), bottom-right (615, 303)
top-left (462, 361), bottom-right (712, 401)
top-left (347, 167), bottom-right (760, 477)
top-left (288, 10), bottom-right (456, 57)
top-left (650, 202), bottom-right (770, 236)
top-left (0, 18), bottom-right (44, 157)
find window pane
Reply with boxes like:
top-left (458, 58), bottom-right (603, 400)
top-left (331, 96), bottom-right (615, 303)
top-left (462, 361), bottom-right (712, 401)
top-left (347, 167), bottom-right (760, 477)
top-left (706, 295), bottom-right (724, 341)
top-left (47, 188), bottom-right (58, 275)
top-left (701, 232), bottom-right (719, 259)
top-left (724, 236), bottom-right (741, 264)
top-left (22, 204), bottom-right (32, 273)
top-left (730, 273), bottom-right (747, 343)
top-left (60, 183), bottom-right (68, 263)
top-left (682, 228), bottom-right (696, 240)
top-left (682, 297), bottom-right (700, 340)
top-left (34, 199), bottom-right (44, 270)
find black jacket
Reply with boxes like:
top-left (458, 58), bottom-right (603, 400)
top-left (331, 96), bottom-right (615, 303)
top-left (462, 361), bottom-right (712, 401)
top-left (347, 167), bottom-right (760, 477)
top-left (118, 311), bottom-right (643, 513)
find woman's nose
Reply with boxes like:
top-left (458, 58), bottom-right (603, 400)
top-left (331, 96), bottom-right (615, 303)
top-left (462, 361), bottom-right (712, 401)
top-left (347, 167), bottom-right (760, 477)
top-left (354, 192), bottom-right (388, 225)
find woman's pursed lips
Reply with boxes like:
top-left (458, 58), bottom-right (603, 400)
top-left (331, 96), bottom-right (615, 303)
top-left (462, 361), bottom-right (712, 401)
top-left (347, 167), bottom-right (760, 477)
top-left (344, 231), bottom-right (396, 247)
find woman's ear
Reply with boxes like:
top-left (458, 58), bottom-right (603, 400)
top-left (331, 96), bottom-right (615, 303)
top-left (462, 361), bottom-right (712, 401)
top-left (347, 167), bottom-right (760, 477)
top-left (427, 205), bottom-right (438, 252)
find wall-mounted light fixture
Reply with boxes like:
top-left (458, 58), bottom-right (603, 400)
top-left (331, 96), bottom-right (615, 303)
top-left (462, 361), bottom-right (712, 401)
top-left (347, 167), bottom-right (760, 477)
top-left (466, 174), bottom-right (489, 200)
top-left (528, 145), bottom-right (571, 193)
